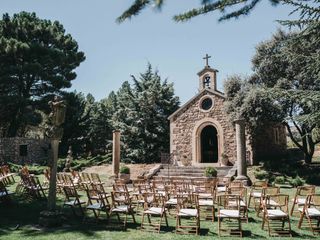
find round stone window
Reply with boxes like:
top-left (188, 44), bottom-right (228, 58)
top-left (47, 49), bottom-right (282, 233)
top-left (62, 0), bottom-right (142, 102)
top-left (200, 97), bottom-right (213, 111)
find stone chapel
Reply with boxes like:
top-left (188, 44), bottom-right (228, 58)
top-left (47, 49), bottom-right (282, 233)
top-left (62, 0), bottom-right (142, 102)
top-left (168, 55), bottom-right (287, 166)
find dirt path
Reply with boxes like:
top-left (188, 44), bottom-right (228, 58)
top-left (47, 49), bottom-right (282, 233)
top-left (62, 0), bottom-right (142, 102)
top-left (83, 163), bottom-right (158, 185)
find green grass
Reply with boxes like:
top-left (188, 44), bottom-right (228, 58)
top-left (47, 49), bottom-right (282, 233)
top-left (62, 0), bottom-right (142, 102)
top-left (1, 176), bottom-right (320, 240)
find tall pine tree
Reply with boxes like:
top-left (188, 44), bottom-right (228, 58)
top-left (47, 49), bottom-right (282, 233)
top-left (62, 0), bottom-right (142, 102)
top-left (113, 64), bottom-right (179, 163)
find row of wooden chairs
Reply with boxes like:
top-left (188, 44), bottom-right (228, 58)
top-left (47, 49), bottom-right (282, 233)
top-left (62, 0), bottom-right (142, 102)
top-left (17, 167), bottom-right (47, 199)
top-left (0, 165), bottom-right (15, 186)
top-left (248, 180), bottom-right (320, 237)
top-left (0, 165), bottom-right (15, 203)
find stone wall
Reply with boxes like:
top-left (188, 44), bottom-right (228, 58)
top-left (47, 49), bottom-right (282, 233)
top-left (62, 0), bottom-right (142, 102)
top-left (252, 124), bottom-right (287, 161)
top-left (170, 90), bottom-right (253, 165)
top-left (0, 137), bottom-right (50, 164)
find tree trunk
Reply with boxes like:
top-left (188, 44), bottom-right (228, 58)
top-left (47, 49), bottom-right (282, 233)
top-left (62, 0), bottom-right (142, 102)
top-left (305, 135), bottom-right (315, 164)
top-left (286, 122), bottom-right (316, 164)
top-left (304, 152), bottom-right (313, 164)
top-left (7, 109), bottom-right (23, 137)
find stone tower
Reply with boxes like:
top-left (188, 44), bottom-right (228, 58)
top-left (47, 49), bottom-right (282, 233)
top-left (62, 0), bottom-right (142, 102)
top-left (197, 54), bottom-right (219, 91)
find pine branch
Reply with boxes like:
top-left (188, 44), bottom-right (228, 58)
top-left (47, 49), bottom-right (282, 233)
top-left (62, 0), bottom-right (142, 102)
top-left (173, 0), bottom-right (248, 22)
top-left (116, 0), bottom-right (151, 23)
top-left (219, 0), bottom-right (261, 21)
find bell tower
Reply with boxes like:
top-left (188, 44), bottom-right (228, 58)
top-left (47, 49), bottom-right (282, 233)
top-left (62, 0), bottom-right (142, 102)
top-left (197, 54), bottom-right (218, 92)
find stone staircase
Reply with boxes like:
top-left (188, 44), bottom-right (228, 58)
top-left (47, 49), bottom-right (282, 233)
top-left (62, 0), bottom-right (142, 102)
top-left (154, 165), bottom-right (233, 179)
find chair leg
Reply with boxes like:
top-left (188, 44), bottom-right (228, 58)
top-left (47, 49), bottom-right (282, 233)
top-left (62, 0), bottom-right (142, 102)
top-left (267, 219), bottom-right (271, 237)
top-left (290, 201), bottom-right (296, 216)
top-left (288, 216), bottom-right (292, 237)
top-left (141, 213), bottom-right (145, 230)
top-left (158, 215), bottom-right (163, 233)
top-left (176, 215), bottom-right (181, 234)
top-left (298, 212), bottom-right (304, 229)
top-left (164, 212), bottom-right (168, 226)
top-left (131, 212), bottom-right (136, 224)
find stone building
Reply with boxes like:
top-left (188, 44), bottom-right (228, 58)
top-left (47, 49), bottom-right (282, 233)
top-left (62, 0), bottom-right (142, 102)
top-left (0, 137), bottom-right (50, 165)
top-left (168, 56), bottom-right (286, 166)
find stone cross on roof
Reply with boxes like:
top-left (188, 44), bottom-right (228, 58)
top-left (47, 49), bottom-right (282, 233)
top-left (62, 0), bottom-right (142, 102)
top-left (203, 53), bottom-right (211, 67)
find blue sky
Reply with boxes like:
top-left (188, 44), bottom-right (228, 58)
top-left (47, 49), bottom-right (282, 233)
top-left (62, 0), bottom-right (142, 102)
top-left (2, 1), bottom-right (295, 104)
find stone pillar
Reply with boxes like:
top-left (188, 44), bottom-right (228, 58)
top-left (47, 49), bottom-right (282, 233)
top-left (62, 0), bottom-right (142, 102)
top-left (47, 139), bottom-right (59, 211)
top-left (234, 119), bottom-right (249, 184)
top-left (112, 130), bottom-right (120, 177)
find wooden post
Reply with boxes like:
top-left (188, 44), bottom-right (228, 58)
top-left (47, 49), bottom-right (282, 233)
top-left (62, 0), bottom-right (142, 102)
top-left (112, 130), bottom-right (120, 177)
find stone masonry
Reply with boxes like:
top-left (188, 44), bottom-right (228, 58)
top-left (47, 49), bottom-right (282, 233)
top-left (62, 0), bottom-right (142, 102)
top-left (169, 89), bottom-right (252, 166)
top-left (0, 137), bottom-right (50, 164)
top-left (168, 61), bottom-right (284, 167)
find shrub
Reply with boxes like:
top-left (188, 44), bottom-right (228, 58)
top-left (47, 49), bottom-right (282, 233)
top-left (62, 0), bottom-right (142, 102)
top-left (274, 176), bottom-right (286, 184)
top-left (120, 165), bottom-right (130, 174)
top-left (254, 170), bottom-right (268, 180)
top-left (288, 175), bottom-right (305, 187)
top-left (205, 167), bottom-right (217, 177)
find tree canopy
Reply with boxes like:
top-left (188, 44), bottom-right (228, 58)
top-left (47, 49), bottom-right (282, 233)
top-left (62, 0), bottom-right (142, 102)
top-left (224, 29), bottom-right (320, 163)
top-left (0, 12), bottom-right (85, 137)
top-left (112, 64), bottom-right (180, 163)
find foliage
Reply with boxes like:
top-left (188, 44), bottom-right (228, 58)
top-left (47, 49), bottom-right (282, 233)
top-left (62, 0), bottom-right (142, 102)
top-left (224, 29), bottom-right (320, 163)
top-left (112, 63), bottom-right (180, 163)
top-left (288, 175), bottom-right (305, 187)
top-left (274, 176), bottom-right (286, 184)
top-left (57, 154), bottom-right (112, 171)
top-left (8, 162), bottom-right (46, 175)
top-left (253, 169), bottom-right (269, 180)
top-left (251, 29), bottom-right (320, 163)
top-left (120, 165), bottom-right (130, 174)
top-left (0, 12), bottom-right (85, 137)
top-left (59, 91), bottom-right (93, 156)
top-left (205, 166), bottom-right (217, 177)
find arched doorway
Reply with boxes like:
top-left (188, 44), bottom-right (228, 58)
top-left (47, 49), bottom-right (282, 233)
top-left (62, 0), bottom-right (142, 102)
top-left (200, 125), bottom-right (218, 163)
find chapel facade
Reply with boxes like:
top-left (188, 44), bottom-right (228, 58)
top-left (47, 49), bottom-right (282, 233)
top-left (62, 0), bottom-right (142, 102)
top-left (168, 55), bottom-right (287, 166)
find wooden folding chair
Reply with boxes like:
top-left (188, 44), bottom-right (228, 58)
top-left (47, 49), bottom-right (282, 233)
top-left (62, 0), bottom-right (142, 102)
top-left (248, 180), bottom-right (268, 209)
top-left (0, 180), bottom-right (13, 202)
top-left (193, 180), bottom-right (216, 222)
top-left (290, 185), bottom-right (315, 216)
top-left (81, 172), bottom-right (92, 185)
top-left (216, 177), bottom-right (231, 205)
top-left (176, 193), bottom-right (200, 235)
top-left (262, 194), bottom-right (291, 237)
top-left (218, 194), bottom-right (242, 237)
top-left (90, 173), bottom-right (103, 185)
top-left (62, 184), bottom-right (86, 217)
top-left (110, 190), bottom-right (136, 227)
top-left (1, 165), bottom-right (15, 184)
top-left (298, 194), bottom-right (320, 235)
top-left (228, 186), bottom-right (248, 222)
top-left (257, 186), bottom-right (280, 217)
top-left (141, 192), bottom-right (168, 233)
top-left (85, 183), bottom-right (110, 221)
top-left (29, 175), bottom-right (48, 199)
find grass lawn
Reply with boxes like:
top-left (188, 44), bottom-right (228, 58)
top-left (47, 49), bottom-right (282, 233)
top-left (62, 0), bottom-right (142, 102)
top-left (0, 175), bottom-right (319, 240)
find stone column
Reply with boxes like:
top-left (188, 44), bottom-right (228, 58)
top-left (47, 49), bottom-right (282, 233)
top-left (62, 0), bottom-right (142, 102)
top-left (47, 139), bottom-right (59, 211)
top-left (112, 130), bottom-right (120, 177)
top-left (234, 119), bottom-right (249, 184)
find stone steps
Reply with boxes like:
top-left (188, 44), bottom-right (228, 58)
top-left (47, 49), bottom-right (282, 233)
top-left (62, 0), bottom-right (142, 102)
top-left (154, 165), bottom-right (233, 178)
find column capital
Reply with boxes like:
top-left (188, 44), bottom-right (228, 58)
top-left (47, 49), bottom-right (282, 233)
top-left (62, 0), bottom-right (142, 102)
top-left (233, 118), bottom-right (245, 125)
